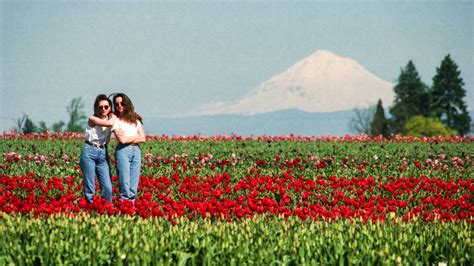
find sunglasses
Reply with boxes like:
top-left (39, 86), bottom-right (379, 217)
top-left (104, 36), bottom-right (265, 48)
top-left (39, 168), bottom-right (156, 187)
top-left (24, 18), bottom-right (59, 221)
top-left (98, 105), bottom-right (110, 110)
top-left (115, 102), bottom-right (126, 107)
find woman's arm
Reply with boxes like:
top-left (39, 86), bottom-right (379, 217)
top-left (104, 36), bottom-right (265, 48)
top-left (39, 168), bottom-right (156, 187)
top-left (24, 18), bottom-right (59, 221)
top-left (113, 120), bottom-right (145, 145)
top-left (131, 124), bottom-right (146, 144)
top-left (88, 115), bottom-right (116, 127)
top-left (113, 129), bottom-right (138, 144)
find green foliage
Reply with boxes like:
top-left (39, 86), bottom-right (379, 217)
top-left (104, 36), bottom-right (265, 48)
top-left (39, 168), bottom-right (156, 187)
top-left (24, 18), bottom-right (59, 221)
top-left (12, 115), bottom-right (62, 134)
top-left (10, 97), bottom-right (84, 133)
top-left (370, 99), bottom-right (389, 137)
top-left (403, 116), bottom-right (456, 137)
top-left (51, 121), bottom-right (65, 133)
top-left (430, 55), bottom-right (471, 135)
top-left (1, 137), bottom-right (470, 184)
top-left (0, 215), bottom-right (471, 265)
top-left (390, 61), bottom-right (430, 133)
top-left (22, 117), bottom-right (37, 134)
top-left (11, 114), bottom-right (37, 134)
top-left (38, 121), bottom-right (49, 134)
top-left (66, 97), bottom-right (87, 133)
top-left (0, 138), bottom-right (472, 265)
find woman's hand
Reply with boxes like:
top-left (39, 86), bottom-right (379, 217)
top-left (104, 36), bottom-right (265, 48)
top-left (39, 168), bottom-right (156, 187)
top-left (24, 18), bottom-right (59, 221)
top-left (131, 124), bottom-right (146, 144)
top-left (114, 128), bottom-right (124, 137)
top-left (114, 128), bottom-right (139, 144)
top-left (113, 122), bottom-right (145, 145)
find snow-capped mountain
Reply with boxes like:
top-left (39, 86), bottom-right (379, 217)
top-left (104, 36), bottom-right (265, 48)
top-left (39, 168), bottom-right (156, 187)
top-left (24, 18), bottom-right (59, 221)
top-left (196, 50), bottom-right (395, 115)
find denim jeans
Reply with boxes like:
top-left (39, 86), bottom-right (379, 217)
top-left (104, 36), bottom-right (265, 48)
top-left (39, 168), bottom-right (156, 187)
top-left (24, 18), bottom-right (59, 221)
top-left (115, 144), bottom-right (141, 202)
top-left (79, 144), bottom-right (113, 203)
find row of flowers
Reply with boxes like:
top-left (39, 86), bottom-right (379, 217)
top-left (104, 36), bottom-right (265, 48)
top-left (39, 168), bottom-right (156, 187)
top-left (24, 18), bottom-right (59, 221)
top-left (1, 132), bottom-right (473, 142)
top-left (1, 171), bottom-right (472, 223)
top-left (2, 149), bottom-right (470, 178)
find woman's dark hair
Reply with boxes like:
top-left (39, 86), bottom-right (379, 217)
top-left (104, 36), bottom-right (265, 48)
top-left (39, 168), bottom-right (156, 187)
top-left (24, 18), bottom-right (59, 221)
top-left (93, 94), bottom-right (112, 117)
top-left (113, 93), bottom-right (143, 125)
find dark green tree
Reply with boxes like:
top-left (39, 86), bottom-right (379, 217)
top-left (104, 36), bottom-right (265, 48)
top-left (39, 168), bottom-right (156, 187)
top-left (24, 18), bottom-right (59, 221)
top-left (38, 121), bottom-right (49, 134)
top-left (430, 55), bottom-right (471, 135)
top-left (370, 99), bottom-right (389, 137)
top-left (389, 61), bottom-right (430, 134)
top-left (66, 97), bottom-right (86, 133)
top-left (52, 121), bottom-right (65, 133)
top-left (22, 116), bottom-right (37, 134)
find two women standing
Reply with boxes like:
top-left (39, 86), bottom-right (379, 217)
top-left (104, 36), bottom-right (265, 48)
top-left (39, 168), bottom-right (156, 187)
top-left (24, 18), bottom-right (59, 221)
top-left (79, 93), bottom-right (145, 204)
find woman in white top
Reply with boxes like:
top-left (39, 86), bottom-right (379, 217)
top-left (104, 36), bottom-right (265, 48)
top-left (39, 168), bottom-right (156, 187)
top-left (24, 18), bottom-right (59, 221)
top-left (112, 93), bottom-right (146, 202)
top-left (80, 94), bottom-right (116, 203)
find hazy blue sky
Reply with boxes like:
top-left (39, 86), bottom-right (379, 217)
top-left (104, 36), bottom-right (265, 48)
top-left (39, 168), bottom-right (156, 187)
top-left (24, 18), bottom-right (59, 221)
top-left (1, 1), bottom-right (473, 132)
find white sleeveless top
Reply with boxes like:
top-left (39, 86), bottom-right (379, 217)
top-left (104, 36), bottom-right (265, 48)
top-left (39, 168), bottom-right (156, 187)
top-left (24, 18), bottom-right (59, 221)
top-left (84, 118), bottom-right (113, 146)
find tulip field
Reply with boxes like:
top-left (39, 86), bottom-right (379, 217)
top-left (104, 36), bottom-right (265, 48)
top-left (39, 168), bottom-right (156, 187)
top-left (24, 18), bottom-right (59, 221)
top-left (0, 133), bottom-right (472, 265)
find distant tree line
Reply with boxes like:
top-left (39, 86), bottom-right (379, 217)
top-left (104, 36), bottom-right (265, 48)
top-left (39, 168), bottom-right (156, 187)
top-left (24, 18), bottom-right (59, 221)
top-left (351, 55), bottom-right (471, 137)
top-left (12, 97), bottom-right (87, 134)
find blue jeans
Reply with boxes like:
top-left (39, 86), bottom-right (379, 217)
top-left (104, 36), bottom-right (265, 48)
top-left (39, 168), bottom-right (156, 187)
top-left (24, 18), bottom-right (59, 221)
top-left (115, 144), bottom-right (141, 202)
top-left (79, 144), bottom-right (113, 203)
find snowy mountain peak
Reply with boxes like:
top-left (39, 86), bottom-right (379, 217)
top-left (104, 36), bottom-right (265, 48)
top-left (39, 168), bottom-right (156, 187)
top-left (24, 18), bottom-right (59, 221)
top-left (196, 50), bottom-right (395, 115)
top-left (308, 49), bottom-right (348, 62)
